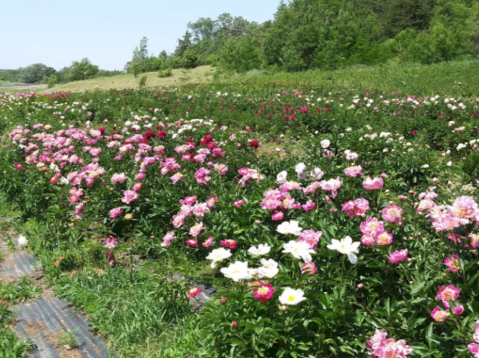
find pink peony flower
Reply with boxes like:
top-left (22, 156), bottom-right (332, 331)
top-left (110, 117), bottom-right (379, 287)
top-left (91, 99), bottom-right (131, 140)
top-left (360, 218), bottom-right (385, 236)
top-left (172, 213), bottom-right (186, 228)
top-left (376, 231), bottom-right (393, 246)
top-left (187, 286), bottom-right (202, 298)
top-left (374, 338), bottom-right (413, 358)
top-left (388, 249), bottom-right (410, 264)
top-left (319, 177), bottom-right (342, 198)
top-left (468, 343), bottom-right (479, 357)
top-left (436, 285), bottom-right (460, 308)
top-left (298, 229), bottom-right (322, 250)
top-left (444, 254), bottom-right (460, 272)
top-left (206, 196), bottom-right (219, 208)
top-left (449, 196), bottom-right (478, 225)
top-left (301, 262), bottom-right (317, 275)
top-left (161, 231), bottom-right (175, 247)
top-left (382, 205), bottom-right (403, 225)
top-left (221, 239), bottom-right (237, 249)
top-left (302, 200), bottom-right (315, 211)
top-left (109, 207), bottom-right (123, 221)
top-left (361, 235), bottom-right (375, 246)
top-left (104, 236), bottom-right (118, 250)
top-left (272, 211), bottom-right (284, 221)
top-left (111, 173), bottom-right (127, 184)
top-left (135, 172), bottom-right (146, 180)
top-left (452, 305), bottom-right (464, 315)
top-left (202, 236), bottom-right (214, 248)
top-left (186, 238), bottom-right (198, 247)
top-left (431, 307), bottom-right (449, 322)
top-left (189, 222), bottom-right (205, 237)
top-left (170, 172), bottom-right (184, 183)
top-left (344, 165), bottom-right (363, 177)
top-left (132, 182), bottom-right (142, 191)
top-left (234, 200), bottom-right (244, 208)
top-left (253, 282), bottom-right (275, 303)
top-left (121, 190), bottom-right (139, 205)
top-left (366, 329), bottom-right (387, 355)
top-left (181, 196), bottom-right (197, 205)
top-left (341, 198), bottom-right (370, 217)
top-left (363, 177), bottom-right (384, 190)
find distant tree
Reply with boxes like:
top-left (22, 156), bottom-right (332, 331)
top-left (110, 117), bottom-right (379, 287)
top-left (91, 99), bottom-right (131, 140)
top-left (129, 62), bottom-right (142, 78)
top-left (18, 63), bottom-right (56, 83)
top-left (47, 75), bottom-right (57, 88)
top-left (181, 49), bottom-right (200, 69)
top-left (138, 75), bottom-right (147, 89)
top-left (175, 31), bottom-right (192, 57)
top-left (65, 58), bottom-right (99, 81)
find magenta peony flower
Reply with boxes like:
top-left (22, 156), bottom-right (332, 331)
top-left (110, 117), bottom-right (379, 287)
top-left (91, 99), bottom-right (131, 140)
top-left (187, 286), bottom-right (202, 298)
top-left (132, 182), bottom-right (142, 191)
top-left (302, 200), bottom-right (315, 211)
top-left (253, 282), bottom-right (275, 303)
top-left (444, 254), bottom-right (460, 272)
top-left (452, 305), bottom-right (464, 315)
top-left (202, 236), bottom-right (214, 248)
top-left (109, 207), bottom-right (123, 221)
top-left (234, 200), bottom-right (244, 208)
top-left (436, 285), bottom-right (460, 308)
top-left (186, 238), bottom-right (198, 247)
top-left (388, 249), bottom-right (410, 264)
top-left (272, 211), bottom-right (284, 221)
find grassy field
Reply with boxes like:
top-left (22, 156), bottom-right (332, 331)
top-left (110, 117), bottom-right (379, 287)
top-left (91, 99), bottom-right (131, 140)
top-left (40, 65), bottom-right (215, 93)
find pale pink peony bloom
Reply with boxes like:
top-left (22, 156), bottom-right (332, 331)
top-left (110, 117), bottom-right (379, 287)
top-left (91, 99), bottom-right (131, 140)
top-left (161, 232), bottom-right (176, 247)
top-left (319, 177), bottom-right (342, 198)
top-left (341, 198), bottom-right (370, 217)
top-left (189, 222), bottom-right (205, 237)
top-left (298, 229), bottom-right (322, 250)
top-left (135, 172), bottom-right (146, 180)
top-left (374, 338), bottom-right (413, 358)
top-left (470, 233), bottom-right (479, 249)
top-left (431, 307), bottom-right (449, 322)
top-left (436, 285), bottom-right (460, 308)
top-left (366, 329), bottom-right (387, 355)
top-left (388, 249), bottom-right (410, 264)
top-left (449, 196), bottom-right (478, 225)
top-left (473, 320), bottom-right (479, 344)
top-left (109, 207), bottom-right (123, 221)
top-left (121, 190), bottom-right (139, 205)
top-left (206, 196), bottom-right (219, 208)
top-left (192, 203), bottom-right (209, 218)
top-left (111, 173), bottom-right (127, 184)
top-left (382, 205), bottom-right (403, 225)
top-left (363, 177), bottom-right (383, 190)
top-left (376, 231), bottom-right (393, 246)
top-left (104, 236), bottom-right (118, 249)
top-left (361, 235), bottom-right (375, 246)
top-left (132, 182), bottom-right (142, 191)
top-left (344, 165), bottom-right (363, 177)
top-left (360, 218), bottom-right (385, 236)
top-left (172, 213), bottom-right (186, 228)
top-left (170, 172), bottom-right (184, 183)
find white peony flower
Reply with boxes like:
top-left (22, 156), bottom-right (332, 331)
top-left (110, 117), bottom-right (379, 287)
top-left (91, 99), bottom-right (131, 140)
top-left (206, 248), bottom-right (232, 268)
top-left (17, 235), bottom-right (28, 247)
top-left (220, 261), bottom-right (252, 282)
top-left (327, 236), bottom-right (360, 264)
top-left (295, 163), bottom-right (307, 179)
top-left (320, 139), bottom-right (330, 148)
top-left (282, 241), bottom-right (315, 263)
top-left (248, 244), bottom-right (271, 256)
top-left (277, 170), bottom-right (288, 184)
top-left (276, 221), bottom-right (302, 236)
top-left (279, 287), bottom-right (307, 305)
top-left (258, 259), bottom-right (279, 278)
top-left (310, 168), bottom-right (324, 180)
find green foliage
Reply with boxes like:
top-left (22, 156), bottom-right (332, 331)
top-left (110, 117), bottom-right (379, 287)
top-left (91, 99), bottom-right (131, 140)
top-left (65, 58), bottom-right (99, 82)
top-left (0, 304), bottom-right (32, 358)
top-left (180, 49), bottom-right (200, 69)
top-left (0, 277), bottom-right (42, 303)
top-left (138, 75), bottom-right (147, 89)
top-left (18, 63), bottom-right (56, 84)
top-left (129, 62), bottom-right (142, 78)
top-left (157, 68), bottom-right (172, 78)
top-left (47, 75), bottom-right (57, 89)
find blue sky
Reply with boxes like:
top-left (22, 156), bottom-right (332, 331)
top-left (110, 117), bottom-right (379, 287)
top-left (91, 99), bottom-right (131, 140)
top-left (0, 0), bottom-right (280, 70)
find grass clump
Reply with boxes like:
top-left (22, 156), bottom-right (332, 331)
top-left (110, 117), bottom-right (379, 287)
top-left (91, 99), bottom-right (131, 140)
top-left (0, 277), bottom-right (41, 303)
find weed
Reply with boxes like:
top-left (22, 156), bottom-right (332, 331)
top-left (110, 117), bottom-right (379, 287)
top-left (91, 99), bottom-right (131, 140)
top-left (0, 277), bottom-right (41, 303)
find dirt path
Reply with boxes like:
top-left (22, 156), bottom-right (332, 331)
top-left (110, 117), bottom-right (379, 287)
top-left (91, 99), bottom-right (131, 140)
top-left (0, 230), bottom-right (110, 358)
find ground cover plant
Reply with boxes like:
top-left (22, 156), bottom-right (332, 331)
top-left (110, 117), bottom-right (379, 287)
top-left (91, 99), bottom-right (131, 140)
top-left (1, 64), bottom-right (479, 357)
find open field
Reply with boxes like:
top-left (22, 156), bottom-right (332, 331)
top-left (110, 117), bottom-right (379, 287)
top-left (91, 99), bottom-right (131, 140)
top-left (1, 61), bottom-right (479, 357)
top-left (40, 65), bottom-right (215, 93)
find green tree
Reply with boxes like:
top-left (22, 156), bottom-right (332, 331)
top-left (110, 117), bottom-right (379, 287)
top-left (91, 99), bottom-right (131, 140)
top-left (18, 63), bottom-right (56, 83)
top-left (65, 58), bottom-right (99, 82)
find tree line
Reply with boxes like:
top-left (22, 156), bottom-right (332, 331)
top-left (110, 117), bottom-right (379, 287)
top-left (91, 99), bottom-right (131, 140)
top-left (126, 0), bottom-right (479, 74)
